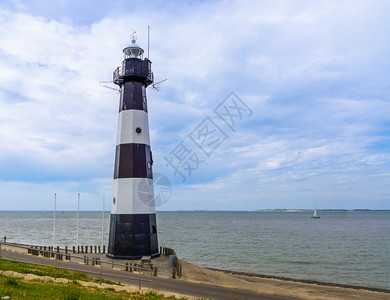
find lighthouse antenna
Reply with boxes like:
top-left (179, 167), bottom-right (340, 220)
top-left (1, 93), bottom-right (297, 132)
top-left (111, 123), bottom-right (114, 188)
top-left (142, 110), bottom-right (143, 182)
top-left (147, 26), bottom-right (150, 59)
top-left (99, 81), bottom-right (120, 93)
top-left (152, 78), bottom-right (167, 91)
top-left (102, 85), bottom-right (120, 93)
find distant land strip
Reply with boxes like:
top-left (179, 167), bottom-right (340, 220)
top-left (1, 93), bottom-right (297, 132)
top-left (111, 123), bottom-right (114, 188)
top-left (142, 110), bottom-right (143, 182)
top-left (251, 209), bottom-right (389, 212)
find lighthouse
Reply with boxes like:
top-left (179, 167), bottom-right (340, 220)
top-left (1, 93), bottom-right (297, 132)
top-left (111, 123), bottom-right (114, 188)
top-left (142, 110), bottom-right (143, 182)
top-left (107, 34), bottom-right (159, 259)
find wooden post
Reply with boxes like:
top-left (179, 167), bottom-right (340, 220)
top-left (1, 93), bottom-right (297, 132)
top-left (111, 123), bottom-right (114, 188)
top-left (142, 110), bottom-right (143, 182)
top-left (154, 266), bottom-right (158, 276)
top-left (98, 245), bottom-right (101, 253)
top-left (103, 245), bottom-right (106, 253)
top-left (81, 246), bottom-right (84, 253)
top-left (94, 246), bottom-right (97, 253)
top-left (73, 246), bottom-right (76, 254)
top-left (126, 262), bottom-right (129, 271)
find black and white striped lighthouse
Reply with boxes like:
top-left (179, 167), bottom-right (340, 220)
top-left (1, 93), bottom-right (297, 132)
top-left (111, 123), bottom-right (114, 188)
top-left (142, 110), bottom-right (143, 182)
top-left (107, 34), bottom-right (159, 259)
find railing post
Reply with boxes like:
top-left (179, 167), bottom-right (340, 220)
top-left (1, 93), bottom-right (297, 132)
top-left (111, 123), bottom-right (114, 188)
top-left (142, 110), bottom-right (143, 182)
top-left (139, 268), bottom-right (141, 290)
top-left (99, 257), bottom-right (103, 285)
top-left (54, 250), bottom-right (58, 280)
top-left (0, 242), bottom-right (2, 269)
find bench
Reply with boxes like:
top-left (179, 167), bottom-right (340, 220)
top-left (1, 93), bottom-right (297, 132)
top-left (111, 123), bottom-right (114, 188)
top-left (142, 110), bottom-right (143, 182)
top-left (137, 256), bottom-right (152, 268)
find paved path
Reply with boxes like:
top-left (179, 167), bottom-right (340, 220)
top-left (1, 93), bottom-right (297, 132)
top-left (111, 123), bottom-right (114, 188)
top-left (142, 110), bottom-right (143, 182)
top-left (0, 246), bottom-right (298, 300)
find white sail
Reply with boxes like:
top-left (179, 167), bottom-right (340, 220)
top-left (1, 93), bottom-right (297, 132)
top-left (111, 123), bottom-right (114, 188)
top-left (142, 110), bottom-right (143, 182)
top-left (311, 206), bottom-right (320, 218)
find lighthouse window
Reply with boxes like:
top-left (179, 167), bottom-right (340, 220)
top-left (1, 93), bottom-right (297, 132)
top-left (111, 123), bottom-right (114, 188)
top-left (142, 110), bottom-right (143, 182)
top-left (135, 127), bottom-right (142, 134)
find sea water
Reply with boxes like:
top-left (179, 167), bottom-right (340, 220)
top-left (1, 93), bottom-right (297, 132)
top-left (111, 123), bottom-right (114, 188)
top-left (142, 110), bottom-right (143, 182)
top-left (0, 210), bottom-right (389, 289)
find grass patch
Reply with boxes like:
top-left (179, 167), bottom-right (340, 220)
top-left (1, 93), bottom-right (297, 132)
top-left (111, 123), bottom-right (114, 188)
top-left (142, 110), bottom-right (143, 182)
top-left (0, 260), bottom-right (198, 299)
top-left (0, 260), bottom-right (120, 285)
top-left (5, 276), bottom-right (19, 287)
top-left (0, 274), bottom-right (122, 299)
top-left (0, 273), bottom-right (190, 299)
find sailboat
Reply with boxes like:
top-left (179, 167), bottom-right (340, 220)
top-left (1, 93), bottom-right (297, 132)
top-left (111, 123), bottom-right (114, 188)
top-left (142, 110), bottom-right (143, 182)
top-left (311, 207), bottom-right (320, 219)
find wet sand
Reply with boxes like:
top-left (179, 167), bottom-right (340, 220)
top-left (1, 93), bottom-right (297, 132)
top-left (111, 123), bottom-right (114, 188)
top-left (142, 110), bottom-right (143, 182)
top-left (179, 260), bottom-right (390, 300)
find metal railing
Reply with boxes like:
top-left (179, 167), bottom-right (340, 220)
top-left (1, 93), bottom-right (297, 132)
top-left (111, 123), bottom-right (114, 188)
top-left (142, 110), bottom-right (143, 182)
top-left (0, 242), bottom-right (153, 289)
top-left (113, 66), bottom-right (153, 84)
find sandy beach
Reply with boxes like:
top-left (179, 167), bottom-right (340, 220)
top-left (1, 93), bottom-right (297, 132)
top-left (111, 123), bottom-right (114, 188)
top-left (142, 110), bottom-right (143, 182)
top-left (178, 260), bottom-right (390, 299)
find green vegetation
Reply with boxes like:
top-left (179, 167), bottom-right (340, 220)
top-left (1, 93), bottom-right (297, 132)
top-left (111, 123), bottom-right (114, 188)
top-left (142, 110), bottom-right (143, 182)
top-left (0, 259), bottom-right (118, 285)
top-left (0, 274), bottom-right (175, 299)
top-left (0, 259), bottom-right (191, 299)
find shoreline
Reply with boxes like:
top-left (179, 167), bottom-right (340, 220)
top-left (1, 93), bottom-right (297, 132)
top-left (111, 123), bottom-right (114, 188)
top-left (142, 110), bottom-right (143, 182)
top-left (2, 243), bottom-right (390, 299)
top-left (4, 242), bottom-right (390, 293)
top-left (205, 267), bottom-right (390, 294)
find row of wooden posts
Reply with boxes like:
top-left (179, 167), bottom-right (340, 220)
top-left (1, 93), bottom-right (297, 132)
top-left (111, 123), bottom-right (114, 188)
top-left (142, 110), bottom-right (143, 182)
top-left (30, 245), bottom-right (176, 256)
top-left (27, 245), bottom-right (181, 278)
top-left (28, 247), bottom-right (70, 260)
top-left (28, 245), bottom-right (106, 255)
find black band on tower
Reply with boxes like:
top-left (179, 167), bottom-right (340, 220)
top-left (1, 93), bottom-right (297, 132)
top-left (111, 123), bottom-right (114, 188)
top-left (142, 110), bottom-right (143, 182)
top-left (119, 81), bottom-right (148, 113)
top-left (113, 143), bottom-right (153, 179)
top-left (107, 213), bottom-right (158, 259)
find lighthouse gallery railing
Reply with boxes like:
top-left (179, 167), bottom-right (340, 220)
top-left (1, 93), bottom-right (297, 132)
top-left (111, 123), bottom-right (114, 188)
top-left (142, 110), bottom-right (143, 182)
top-left (113, 65), bottom-right (153, 85)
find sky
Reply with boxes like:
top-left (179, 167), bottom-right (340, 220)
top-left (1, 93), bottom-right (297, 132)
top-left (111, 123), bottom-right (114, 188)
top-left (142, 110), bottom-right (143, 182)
top-left (0, 0), bottom-right (389, 211)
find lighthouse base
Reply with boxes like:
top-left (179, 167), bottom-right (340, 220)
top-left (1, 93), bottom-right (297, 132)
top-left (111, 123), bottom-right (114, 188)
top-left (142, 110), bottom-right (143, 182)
top-left (107, 213), bottom-right (159, 260)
